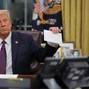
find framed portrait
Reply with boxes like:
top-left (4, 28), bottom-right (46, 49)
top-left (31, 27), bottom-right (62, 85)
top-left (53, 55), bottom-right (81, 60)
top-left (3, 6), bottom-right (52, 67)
top-left (53, 42), bottom-right (75, 59)
top-left (60, 42), bottom-right (74, 58)
top-left (71, 49), bottom-right (81, 58)
top-left (61, 42), bottom-right (74, 49)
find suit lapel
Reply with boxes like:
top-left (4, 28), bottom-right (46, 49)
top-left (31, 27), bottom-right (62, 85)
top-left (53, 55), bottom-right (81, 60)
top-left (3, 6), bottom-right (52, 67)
top-left (11, 32), bottom-right (20, 67)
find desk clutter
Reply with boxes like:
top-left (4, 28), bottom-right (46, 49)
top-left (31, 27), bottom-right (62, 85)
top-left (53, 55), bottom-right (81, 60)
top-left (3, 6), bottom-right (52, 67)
top-left (39, 56), bottom-right (89, 89)
top-left (53, 42), bottom-right (83, 60)
top-left (0, 57), bottom-right (89, 89)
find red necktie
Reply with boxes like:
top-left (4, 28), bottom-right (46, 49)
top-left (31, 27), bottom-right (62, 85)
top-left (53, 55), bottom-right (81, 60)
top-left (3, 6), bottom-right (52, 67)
top-left (0, 41), bottom-right (6, 74)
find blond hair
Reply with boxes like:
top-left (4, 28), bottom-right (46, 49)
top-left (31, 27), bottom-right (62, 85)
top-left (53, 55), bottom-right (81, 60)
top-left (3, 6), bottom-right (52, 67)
top-left (0, 10), bottom-right (11, 20)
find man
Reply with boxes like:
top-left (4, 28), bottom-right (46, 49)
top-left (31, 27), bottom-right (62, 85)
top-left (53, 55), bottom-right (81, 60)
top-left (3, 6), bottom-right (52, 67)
top-left (0, 10), bottom-right (59, 74)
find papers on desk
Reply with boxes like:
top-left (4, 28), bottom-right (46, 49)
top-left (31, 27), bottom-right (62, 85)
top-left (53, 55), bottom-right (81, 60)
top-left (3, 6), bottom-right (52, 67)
top-left (0, 74), bottom-right (18, 79)
top-left (44, 30), bottom-right (63, 45)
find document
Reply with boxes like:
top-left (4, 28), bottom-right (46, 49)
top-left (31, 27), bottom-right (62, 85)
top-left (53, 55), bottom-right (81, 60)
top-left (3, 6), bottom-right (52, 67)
top-left (0, 74), bottom-right (18, 79)
top-left (44, 30), bottom-right (63, 45)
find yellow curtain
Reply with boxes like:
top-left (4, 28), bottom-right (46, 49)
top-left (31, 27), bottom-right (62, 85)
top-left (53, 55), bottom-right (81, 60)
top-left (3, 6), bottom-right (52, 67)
top-left (62, 0), bottom-right (89, 56)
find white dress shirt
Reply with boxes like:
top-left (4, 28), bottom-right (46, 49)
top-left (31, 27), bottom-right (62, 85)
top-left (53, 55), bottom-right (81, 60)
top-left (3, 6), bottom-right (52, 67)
top-left (0, 32), bottom-right (12, 74)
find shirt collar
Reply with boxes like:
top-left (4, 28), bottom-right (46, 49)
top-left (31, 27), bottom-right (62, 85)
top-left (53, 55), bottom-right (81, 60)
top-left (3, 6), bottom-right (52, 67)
top-left (0, 32), bottom-right (12, 45)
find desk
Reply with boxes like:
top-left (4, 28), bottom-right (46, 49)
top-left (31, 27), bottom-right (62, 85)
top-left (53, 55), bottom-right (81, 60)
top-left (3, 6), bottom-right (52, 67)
top-left (0, 75), bottom-right (38, 89)
top-left (0, 75), bottom-right (47, 89)
top-left (0, 78), bottom-right (30, 89)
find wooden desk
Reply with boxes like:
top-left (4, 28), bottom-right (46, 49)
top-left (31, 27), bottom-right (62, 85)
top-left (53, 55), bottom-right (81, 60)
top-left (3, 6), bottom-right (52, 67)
top-left (0, 78), bottom-right (30, 89)
top-left (0, 74), bottom-right (46, 89)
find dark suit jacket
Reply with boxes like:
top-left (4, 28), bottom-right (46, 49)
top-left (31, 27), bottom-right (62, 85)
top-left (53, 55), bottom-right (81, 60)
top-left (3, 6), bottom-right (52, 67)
top-left (11, 31), bottom-right (58, 74)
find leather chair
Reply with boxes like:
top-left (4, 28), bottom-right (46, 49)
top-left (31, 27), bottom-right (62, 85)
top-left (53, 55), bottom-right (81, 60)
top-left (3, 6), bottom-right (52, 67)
top-left (16, 30), bottom-right (42, 47)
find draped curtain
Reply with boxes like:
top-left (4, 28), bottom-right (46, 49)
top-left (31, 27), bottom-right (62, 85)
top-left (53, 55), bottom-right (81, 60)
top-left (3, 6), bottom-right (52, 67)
top-left (61, 0), bottom-right (89, 56)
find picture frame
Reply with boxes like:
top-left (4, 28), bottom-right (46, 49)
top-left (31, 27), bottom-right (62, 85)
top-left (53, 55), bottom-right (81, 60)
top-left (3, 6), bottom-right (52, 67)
top-left (71, 49), bottom-right (81, 57)
top-left (53, 42), bottom-right (75, 59)
top-left (60, 42), bottom-right (74, 58)
top-left (61, 42), bottom-right (74, 49)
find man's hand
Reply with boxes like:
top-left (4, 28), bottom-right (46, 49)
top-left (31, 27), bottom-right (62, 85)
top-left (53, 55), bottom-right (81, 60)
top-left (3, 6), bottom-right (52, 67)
top-left (49, 27), bottom-right (61, 33)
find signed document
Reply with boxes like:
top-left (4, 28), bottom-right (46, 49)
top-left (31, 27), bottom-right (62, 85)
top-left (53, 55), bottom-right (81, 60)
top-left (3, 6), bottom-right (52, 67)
top-left (44, 30), bottom-right (63, 45)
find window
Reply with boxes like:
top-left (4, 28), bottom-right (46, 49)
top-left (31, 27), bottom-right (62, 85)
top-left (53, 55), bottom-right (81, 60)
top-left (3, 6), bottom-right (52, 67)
top-left (3, 0), bottom-right (34, 30)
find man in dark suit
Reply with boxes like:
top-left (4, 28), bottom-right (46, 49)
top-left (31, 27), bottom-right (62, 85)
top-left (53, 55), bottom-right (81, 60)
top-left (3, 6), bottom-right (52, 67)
top-left (0, 10), bottom-right (60, 74)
